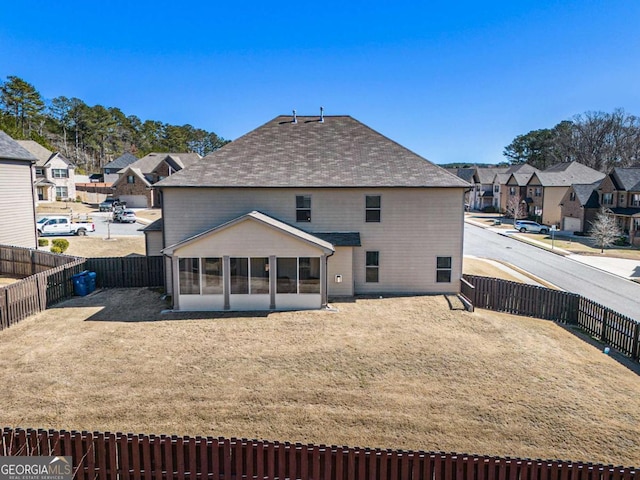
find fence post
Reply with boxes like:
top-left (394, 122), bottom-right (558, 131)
top-left (632, 322), bottom-right (640, 361)
top-left (601, 309), bottom-right (609, 344)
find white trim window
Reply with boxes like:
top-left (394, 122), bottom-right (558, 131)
top-left (55, 186), bottom-right (68, 199)
top-left (296, 195), bottom-right (311, 222)
top-left (632, 194), bottom-right (640, 207)
top-left (52, 168), bottom-right (68, 178)
top-left (602, 193), bottom-right (613, 205)
top-left (365, 195), bottom-right (381, 222)
top-left (365, 251), bottom-right (379, 283)
top-left (436, 257), bottom-right (452, 283)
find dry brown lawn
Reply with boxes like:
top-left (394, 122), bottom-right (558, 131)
top-left (54, 236), bottom-right (146, 257)
top-left (0, 290), bottom-right (639, 467)
top-left (463, 257), bottom-right (524, 282)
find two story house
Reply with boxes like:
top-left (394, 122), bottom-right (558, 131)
top-left (102, 152), bottom-right (138, 184)
top-left (112, 152), bottom-right (201, 207)
top-left (558, 181), bottom-right (602, 233)
top-left (0, 131), bottom-right (38, 248)
top-left (147, 114), bottom-right (470, 311)
top-left (16, 140), bottom-right (76, 203)
top-left (598, 167), bottom-right (640, 245)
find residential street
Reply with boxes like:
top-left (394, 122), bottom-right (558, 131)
top-left (464, 223), bottom-right (640, 321)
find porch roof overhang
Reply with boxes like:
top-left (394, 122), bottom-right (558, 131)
top-left (34, 178), bottom-right (55, 186)
top-left (162, 211), bottom-right (336, 256)
top-left (609, 207), bottom-right (640, 217)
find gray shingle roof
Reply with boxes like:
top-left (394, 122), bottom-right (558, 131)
top-left (476, 167), bottom-right (507, 184)
top-left (537, 161), bottom-right (604, 186)
top-left (611, 167), bottom-right (640, 192)
top-left (15, 139), bottom-right (52, 165)
top-left (313, 232), bottom-right (361, 247)
top-left (571, 182), bottom-right (602, 208)
top-left (156, 115), bottom-right (470, 188)
top-left (104, 152), bottom-right (138, 170)
top-left (0, 131), bottom-right (38, 162)
top-left (120, 152), bottom-right (202, 175)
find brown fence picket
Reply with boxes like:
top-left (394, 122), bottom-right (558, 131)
top-left (1, 429), bottom-right (636, 479)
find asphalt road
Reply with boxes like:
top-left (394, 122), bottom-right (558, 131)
top-left (464, 222), bottom-right (640, 321)
top-left (89, 212), bottom-right (144, 237)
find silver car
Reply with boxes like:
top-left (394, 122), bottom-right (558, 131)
top-left (514, 220), bottom-right (549, 234)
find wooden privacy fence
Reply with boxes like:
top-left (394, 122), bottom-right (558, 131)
top-left (85, 256), bottom-right (164, 288)
top-left (462, 275), bottom-right (640, 361)
top-left (1, 428), bottom-right (637, 480)
top-left (0, 246), bottom-right (164, 332)
top-left (0, 246), bottom-right (85, 331)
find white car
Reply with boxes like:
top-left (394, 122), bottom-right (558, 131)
top-left (114, 209), bottom-right (137, 223)
top-left (514, 220), bottom-right (549, 234)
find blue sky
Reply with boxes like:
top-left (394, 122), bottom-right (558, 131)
top-left (1, 0), bottom-right (639, 164)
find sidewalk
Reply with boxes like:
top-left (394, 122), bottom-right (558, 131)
top-left (465, 216), bottom-right (640, 282)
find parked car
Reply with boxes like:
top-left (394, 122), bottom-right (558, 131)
top-left (99, 197), bottom-right (126, 212)
top-left (514, 220), bottom-right (549, 234)
top-left (113, 209), bottom-right (137, 223)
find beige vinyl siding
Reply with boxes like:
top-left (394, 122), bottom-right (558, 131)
top-left (47, 156), bottom-right (75, 200)
top-left (145, 231), bottom-right (163, 256)
top-left (327, 247), bottom-right (354, 296)
top-left (162, 187), bottom-right (464, 294)
top-left (0, 159), bottom-right (36, 248)
top-left (542, 187), bottom-right (568, 227)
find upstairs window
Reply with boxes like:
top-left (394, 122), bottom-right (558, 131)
top-left (296, 195), bottom-right (311, 222)
top-left (365, 251), bottom-right (379, 283)
top-left (52, 169), bottom-right (68, 178)
top-left (509, 187), bottom-right (516, 195)
top-left (365, 195), bottom-right (381, 222)
top-left (569, 192), bottom-right (576, 201)
top-left (127, 175), bottom-right (135, 184)
top-left (534, 187), bottom-right (542, 197)
top-left (494, 185), bottom-right (499, 193)
top-left (436, 257), bottom-right (452, 283)
top-left (602, 193), bottom-right (613, 205)
top-left (632, 194), bottom-right (640, 207)
top-left (35, 168), bottom-right (44, 176)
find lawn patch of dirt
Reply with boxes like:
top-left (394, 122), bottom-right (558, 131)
top-left (41, 236), bottom-right (146, 257)
top-left (0, 290), bottom-right (638, 467)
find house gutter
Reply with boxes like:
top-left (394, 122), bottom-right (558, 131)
top-left (324, 250), bottom-right (335, 308)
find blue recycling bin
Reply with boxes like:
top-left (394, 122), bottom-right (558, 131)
top-left (72, 271), bottom-right (88, 296)
top-left (87, 271), bottom-right (97, 293)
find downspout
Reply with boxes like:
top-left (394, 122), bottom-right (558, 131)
top-left (323, 250), bottom-right (335, 308)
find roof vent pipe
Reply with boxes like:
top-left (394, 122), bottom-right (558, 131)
top-left (320, 106), bottom-right (324, 123)
top-left (292, 109), bottom-right (297, 124)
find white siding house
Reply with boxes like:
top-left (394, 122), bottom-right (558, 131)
top-left (0, 131), bottom-right (38, 248)
top-left (148, 114), bottom-right (470, 311)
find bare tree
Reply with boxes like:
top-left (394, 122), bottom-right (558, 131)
top-left (505, 195), bottom-right (527, 226)
top-left (589, 207), bottom-right (621, 253)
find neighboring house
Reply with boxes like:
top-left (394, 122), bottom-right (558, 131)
top-left (112, 152), bottom-right (201, 208)
top-left (147, 114), bottom-right (470, 312)
top-left (559, 181), bottom-right (602, 232)
top-left (0, 131), bottom-right (38, 248)
top-left (102, 152), bottom-right (138, 184)
top-left (498, 164), bottom-right (540, 215)
top-left (472, 166), bottom-right (508, 210)
top-left (527, 162), bottom-right (605, 226)
top-left (598, 167), bottom-right (640, 245)
top-left (16, 140), bottom-right (76, 203)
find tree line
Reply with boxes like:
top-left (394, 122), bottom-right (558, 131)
top-left (504, 109), bottom-right (640, 172)
top-left (0, 75), bottom-right (229, 173)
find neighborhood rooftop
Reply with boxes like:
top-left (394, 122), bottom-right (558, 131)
top-left (0, 131), bottom-right (38, 162)
top-left (156, 115), bottom-right (470, 188)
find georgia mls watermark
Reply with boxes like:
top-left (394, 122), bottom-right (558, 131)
top-left (0, 456), bottom-right (72, 480)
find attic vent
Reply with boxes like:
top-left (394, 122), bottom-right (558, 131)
top-left (320, 106), bottom-right (324, 123)
top-left (292, 109), bottom-right (297, 124)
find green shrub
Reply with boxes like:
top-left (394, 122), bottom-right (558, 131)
top-left (38, 238), bottom-right (49, 247)
top-left (50, 246), bottom-right (63, 254)
top-left (51, 239), bottom-right (69, 253)
top-left (482, 205), bottom-right (498, 213)
top-left (613, 236), bottom-right (630, 247)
